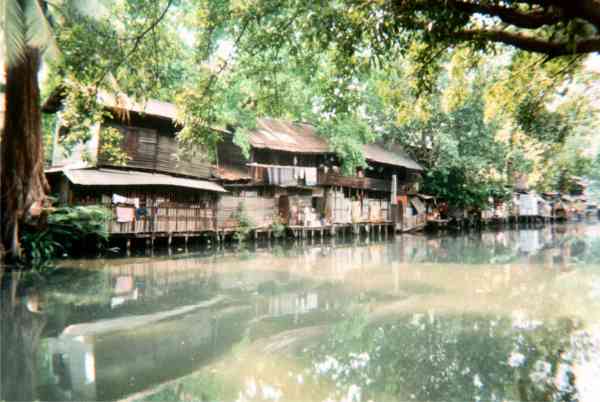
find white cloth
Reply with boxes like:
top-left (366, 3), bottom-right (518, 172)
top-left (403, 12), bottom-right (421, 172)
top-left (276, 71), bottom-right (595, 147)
top-left (112, 193), bottom-right (139, 208)
top-left (305, 167), bottom-right (317, 186)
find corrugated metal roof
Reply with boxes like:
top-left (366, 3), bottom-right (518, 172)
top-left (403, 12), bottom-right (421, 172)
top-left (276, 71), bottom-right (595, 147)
top-left (97, 92), bottom-right (178, 120)
top-left (250, 119), bottom-right (423, 170)
top-left (63, 168), bottom-right (227, 192)
top-left (363, 143), bottom-right (423, 171)
top-left (250, 119), bottom-right (330, 153)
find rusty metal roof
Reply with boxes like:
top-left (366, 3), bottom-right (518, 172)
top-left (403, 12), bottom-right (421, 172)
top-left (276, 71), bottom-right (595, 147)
top-left (96, 92), bottom-right (178, 120)
top-left (363, 143), bottom-right (423, 171)
top-left (62, 168), bottom-right (227, 192)
top-left (42, 87), bottom-right (179, 120)
top-left (250, 119), bottom-right (330, 154)
top-left (251, 119), bottom-right (423, 170)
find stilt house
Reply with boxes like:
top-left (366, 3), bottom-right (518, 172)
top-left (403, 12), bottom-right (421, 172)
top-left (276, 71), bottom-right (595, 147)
top-left (43, 92), bottom-right (227, 240)
top-left (214, 118), bottom-right (424, 232)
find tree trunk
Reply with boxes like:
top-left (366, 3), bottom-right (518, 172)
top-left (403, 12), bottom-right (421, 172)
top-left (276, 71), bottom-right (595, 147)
top-left (1, 44), bottom-right (49, 259)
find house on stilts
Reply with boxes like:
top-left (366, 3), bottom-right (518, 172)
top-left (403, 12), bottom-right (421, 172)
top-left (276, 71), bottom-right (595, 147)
top-left (43, 91), bottom-right (227, 248)
top-left (43, 92), bottom-right (425, 246)
top-left (214, 118), bottom-right (424, 238)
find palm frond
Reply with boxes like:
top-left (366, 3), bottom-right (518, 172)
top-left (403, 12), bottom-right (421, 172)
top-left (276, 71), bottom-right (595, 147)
top-left (2, 0), bottom-right (28, 66)
top-left (25, 0), bottom-right (59, 58)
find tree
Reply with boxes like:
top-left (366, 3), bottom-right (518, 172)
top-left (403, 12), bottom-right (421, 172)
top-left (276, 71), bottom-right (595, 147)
top-left (1, 0), bottom-right (176, 262)
top-left (1, 0), bottom-right (54, 259)
top-left (374, 0), bottom-right (600, 57)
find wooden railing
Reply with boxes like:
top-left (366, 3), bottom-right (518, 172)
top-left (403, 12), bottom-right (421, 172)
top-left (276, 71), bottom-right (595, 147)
top-left (318, 171), bottom-right (391, 192)
top-left (109, 206), bottom-right (216, 235)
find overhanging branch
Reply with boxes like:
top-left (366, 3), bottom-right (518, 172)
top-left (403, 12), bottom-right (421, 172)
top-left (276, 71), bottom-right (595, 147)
top-left (444, 0), bottom-right (564, 29)
top-left (454, 29), bottom-right (600, 57)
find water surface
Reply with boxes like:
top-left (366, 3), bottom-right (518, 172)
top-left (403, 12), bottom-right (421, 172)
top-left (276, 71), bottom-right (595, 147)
top-left (2, 224), bottom-right (600, 401)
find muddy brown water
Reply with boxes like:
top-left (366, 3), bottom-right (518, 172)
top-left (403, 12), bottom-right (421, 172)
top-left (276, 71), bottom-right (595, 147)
top-left (2, 223), bottom-right (600, 401)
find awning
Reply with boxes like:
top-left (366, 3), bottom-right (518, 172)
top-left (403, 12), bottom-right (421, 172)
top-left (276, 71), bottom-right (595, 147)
top-left (410, 196), bottom-right (426, 214)
top-left (62, 168), bottom-right (227, 193)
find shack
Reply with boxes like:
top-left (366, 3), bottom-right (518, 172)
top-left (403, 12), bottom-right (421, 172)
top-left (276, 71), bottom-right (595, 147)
top-left (215, 118), bottom-right (423, 236)
top-left (43, 91), bottom-right (227, 244)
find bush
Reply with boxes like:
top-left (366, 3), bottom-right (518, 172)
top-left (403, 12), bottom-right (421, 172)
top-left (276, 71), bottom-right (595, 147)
top-left (21, 205), bottom-right (111, 268)
top-left (232, 202), bottom-right (254, 242)
top-left (271, 214), bottom-right (287, 238)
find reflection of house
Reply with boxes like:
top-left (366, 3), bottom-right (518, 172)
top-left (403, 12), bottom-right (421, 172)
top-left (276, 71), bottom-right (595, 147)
top-left (518, 229), bottom-right (541, 254)
top-left (44, 301), bottom-right (248, 401)
top-left (43, 92), bottom-right (227, 239)
top-left (215, 119), bottom-right (423, 231)
top-left (261, 292), bottom-right (319, 317)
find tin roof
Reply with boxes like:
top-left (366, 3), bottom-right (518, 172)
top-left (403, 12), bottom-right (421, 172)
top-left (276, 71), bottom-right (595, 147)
top-left (96, 92), bottom-right (178, 120)
top-left (251, 119), bottom-right (423, 170)
top-left (42, 87), bottom-right (179, 120)
top-left (250, 119), bottom-right (330, 154)
top-left (363, 143), bottom-right (423, 171)
top-left (62, 168), bottom-right (227, 192)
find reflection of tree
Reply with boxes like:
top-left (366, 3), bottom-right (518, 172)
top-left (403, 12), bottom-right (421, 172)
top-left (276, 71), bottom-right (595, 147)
top-left (1, 273), bottom-right (47, 401)
top-left (310, 312), bottom-right (582, 402)
top-left (409, 234), bottom-right (519, 265)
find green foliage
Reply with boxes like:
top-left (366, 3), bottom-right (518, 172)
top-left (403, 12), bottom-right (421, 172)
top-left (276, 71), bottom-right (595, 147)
top-left (319, 117), bottom-right (375, 175)
top-left (233, 126), bottom-right (252, 159)
top-left (21, 205), bottom-right (111, 269)
top-left (53, 0), bottom-right (189, 100)
top-left (270, 214), bottom-right (286, 238)
top-left (39, 0), bottom-right (598, 210)
top-left (310, 312), bottom-right (581, 402)
top-left (42, 112), bottom-right (57, 166)
top-left (232, 202), bottom-right (254, 242)
top-left (98, 126), bottom-right (130, 165)
top-left (390, 86), bottom-right (511, 209)
top-left (55, 83), bottom-right (106, 158)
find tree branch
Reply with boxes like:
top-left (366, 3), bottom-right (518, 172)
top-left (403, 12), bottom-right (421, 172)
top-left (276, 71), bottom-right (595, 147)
top-left (93, 0), bottom-right (175, 88)
top-left (390, 0), bottom-right (600, 34)
top-left (454, 29), bottom-right (600, 57)
top-left (443, 0), bottom-right (565, 29)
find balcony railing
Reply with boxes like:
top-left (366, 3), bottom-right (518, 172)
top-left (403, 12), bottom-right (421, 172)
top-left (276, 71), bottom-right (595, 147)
top-left (317, 171), bottom-right (391, 192)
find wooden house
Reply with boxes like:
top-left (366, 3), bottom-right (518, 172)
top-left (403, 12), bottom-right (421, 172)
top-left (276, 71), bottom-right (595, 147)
top-left (214, 118), bottom-right (424, 233)
top-left (43, 92), bottom-right (227, 240)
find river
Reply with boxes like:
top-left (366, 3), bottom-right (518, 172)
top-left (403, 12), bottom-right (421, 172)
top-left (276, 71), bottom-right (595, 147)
top-left (2, 223), bottom-right (600, 402)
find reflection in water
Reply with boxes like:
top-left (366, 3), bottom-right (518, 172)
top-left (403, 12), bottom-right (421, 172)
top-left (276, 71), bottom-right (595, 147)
top-left (1, 224), bottom-right (600, 401)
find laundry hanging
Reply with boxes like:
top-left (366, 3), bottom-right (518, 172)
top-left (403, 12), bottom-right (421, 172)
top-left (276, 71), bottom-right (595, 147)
top-left (116, 206), bottom-right (135, 223)
top-left (112, 193), bottom-right (139, 208)
top-left (305, 167), bottom-right (318, 186)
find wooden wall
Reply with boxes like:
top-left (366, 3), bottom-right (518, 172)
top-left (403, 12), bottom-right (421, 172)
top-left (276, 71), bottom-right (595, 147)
top-left (97, 118), bottom-right (212, 179)
top-left (71, 185), bottom-right (218, 235)
top-left (216, 131), bottom-right (249, 167)
top-left (253, 148), bottom-right (323, 166)
top-left (217, 193), bottom-right (277, 230)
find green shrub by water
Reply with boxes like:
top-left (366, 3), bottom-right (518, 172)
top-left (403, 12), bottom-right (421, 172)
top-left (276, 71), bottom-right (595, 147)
top-left (21, 205), bottom-right (111, 268)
